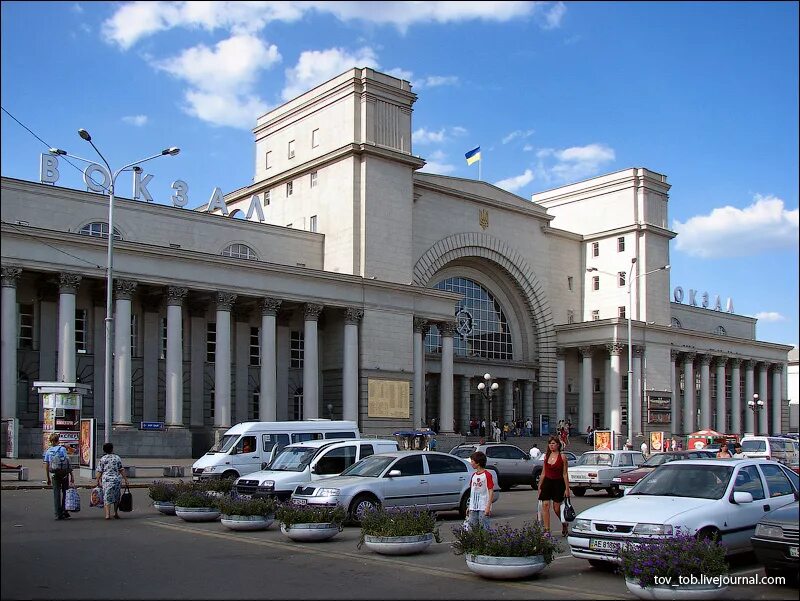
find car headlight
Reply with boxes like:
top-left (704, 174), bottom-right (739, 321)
top-left (315, 488), bottom-right (340, 497)
top-left (633, 523), bottom-right (673, 535)
top-left (754, 523), bottom-right (783, 538)
top-left (203, 466), bottom-right (216, 473)
top-left (572, 519), bottom-right (592, 532)
top-left (261, 480), bottom-right (275, 488)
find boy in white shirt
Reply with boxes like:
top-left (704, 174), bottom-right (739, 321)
top-left (529, 444), bottom-right (542, 460)
top-left (467, 451), bottom-right (494, 530)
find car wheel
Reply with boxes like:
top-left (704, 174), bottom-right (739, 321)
top-left (696, 527), bottom-right (720, 542)
top-left (606, 486), bottom-right (620, 497)
top-left (221, 470), bottom-right (239, 480)
top-left (459, 491), bottom-right (470, 519)
top-left (531, 469), bottom-right (541, 489)
top-left (572, 488), bottom-right (586, 497)
top-left (588, 559), bottom-right (615, 571)
top-left (348, 494), bottom-right (380, 524)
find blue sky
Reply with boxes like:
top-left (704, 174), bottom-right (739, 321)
top-left (2, 1), bottom-right (797, 347)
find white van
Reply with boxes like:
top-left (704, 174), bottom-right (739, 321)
top-left (191, 420), bottom-right (359, 480)
top-left (740, 436), bottom-right (799, 467)
top-left (234, 438), bottom-right (399, 500)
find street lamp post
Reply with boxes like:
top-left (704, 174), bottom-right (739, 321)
top-left (50, 132), bottom-right (179, 443)
top-left (477, 373), bottom-right (499, 439)
top-left (587, 260), bottom-right (670, 447)
top-left (747, 393), bottom-right (764, 435)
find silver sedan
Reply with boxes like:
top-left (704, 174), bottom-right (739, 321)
top-left (289, 450), bottom-right (500, 522)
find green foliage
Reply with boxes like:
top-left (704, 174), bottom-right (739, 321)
top-left (215, 495), bottom-right (276, 517)
top-left (197, 478), bottom-right (234, 494)
top-left (148, 480), bottom-right (179, 503)
top-left (275, 502), bottom-right (346, 530)
top-left (618, 531), bottom-right (728, 588)
top-left (451, 521), bottom-right (562, 564)
top-left (357, 506), bottom-right (441, 549)
top-left (174, 489), bottom-right (215, 509)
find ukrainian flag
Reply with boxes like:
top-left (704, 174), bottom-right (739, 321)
top-left (465, 146), bottom-right (481, 165)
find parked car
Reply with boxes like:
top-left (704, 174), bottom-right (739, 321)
top-left (289, 450), bottom-right (500, 522)
top-left (568, 459), bottom-right (800, 568)
top-left (740, 436), bottom-right (799, 468)
top-left (568, 450), bottom-right (645, 497)
top-left (751, 501), bottom-right (799, 582)
top-left (234, 438), bottom-right (398, 500)
top-left (611, 450), bottom-right (716, 489)
top-left (449, 442), bottom-right (534, 490)
top-left (531, 451), bottom-right (580, 488)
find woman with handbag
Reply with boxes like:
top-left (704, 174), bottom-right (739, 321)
top-left (536, 436), bottom-right (572, 536)
top-left (96, 442), bottom-right (129, 520)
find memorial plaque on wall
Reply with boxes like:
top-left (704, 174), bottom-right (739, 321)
top-left (367, 379), bottom-right (410, 418)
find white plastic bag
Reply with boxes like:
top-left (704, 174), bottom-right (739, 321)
top-left (537, 500), bottom-right (543, 523)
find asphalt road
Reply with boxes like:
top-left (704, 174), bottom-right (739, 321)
top-left (1, 486), bottom-right (796, 600)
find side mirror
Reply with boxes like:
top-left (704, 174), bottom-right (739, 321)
top-left (387, 469), bottom-right (401, 478)
top-left (732, 491), bottom-right (754, 504)
top-left (310, 465), bottom-right (317, 474)
top-left (261, 462), bottom-right (268, 470)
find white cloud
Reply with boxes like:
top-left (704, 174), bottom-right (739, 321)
top-left (416, 75), bottom-right (459, 89)
top-left (494, 169), bottom-right (534, 193)
top-left (419, 150), bottom-right (455, 174)
top-left (385, 67), bottom-right (414, 82)
top-left (502, 129), bottom-right (535, 144)
top-left (413, 128), bottom-right (446, 145)
top-left (754, 312), bottom-right (785, 322)
top-left (534, 143), bottom-right (615, 182)
top-left (103, 2), bottom-right (554, 49)
top-left (673, 195), bottom-right (799, 258)
top-left (523, 144), bottom-right (534, 152)
top-left (282, 47), bottom-right (378, 101)
top-left (122, 115), bottom-right (148, 126)
top-left (71, 3), bottom-right (84, 13)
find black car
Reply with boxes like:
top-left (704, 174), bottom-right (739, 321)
top-left (751, 500), bottom-right (799, 583)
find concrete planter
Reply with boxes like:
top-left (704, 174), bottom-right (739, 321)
top-left (175, 506), bottom-right (221, 522)
top-left (625, 578), bottom-right (728, 600)
top-left (153, 501), bottom-right (176, 515)
top-left (280, 523), bottom-right (340, 542)
top-left (465, 554), bottom-right (547, 579)
top-left (221, 514), bottom-right (275, 531)
top-left (363, 533), bottom-right (434, 555)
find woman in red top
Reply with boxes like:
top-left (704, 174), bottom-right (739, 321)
top-left (537, 436), bottom-right (571, 536)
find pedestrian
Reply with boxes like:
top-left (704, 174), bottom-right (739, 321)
top-left (502, 423), bottom-right (509, 441)
top-left (560, 424), bottom-right (568, 449)
top-left (671, 437), bottom-right (679, 451)
top-left (529, 443), bottom-right (542, 460)
top-left (537, 436), bottom-right (571, 536)
top-left (43, 432), bottom-right (74, 520)
top-left (585, 426), bottom-right (594, 445)
top-left (96, 442), bottom-right (129, 520)
top-left (466, 451), bottom-right (494, 530)
top-left (716, 442), bottom-right (732, 458)
top-left (732, 442), bottom-right (744, 458)
top-left (480, 420), bottom-right (486, 438)
top-left (525, 418), bottom-right (533, 437)
top-left (493, 423), bottom-right (502, 443)
top-left (640, 441), bottom-right (648, 456)
top-left (675, 439), bottom-right (683, 451)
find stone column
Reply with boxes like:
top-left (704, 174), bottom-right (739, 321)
top-left (523, 380), bottom-right (534, 429)
top-left (165, 286), bottom-right (187, 427)
top-left (758, 362), bottom-right (769, 436)
top-left (1, 267), bottom-right (21, 420)
top-left (460, 376), bottom-right (471, 435)
top-left (302, 303), bottom-right (323, 420)
top-left (670, 350), bottom-right (680, 435)
top-left (683, 353), bottom-right (696, 434)
top-left (503, 379), bottom-right (514, 425)
top-left (743, 360), bottom-right (755, 434)
top-left (714, 357), bottom-right (727, 433)
top-left (188, 303), bottom-right (206, 427)
top-left (113, 279), bottom-right (137, 426)
top-left (233, 307), bottom-right (250, 424)
top-left (413, 318), bottom-right (429, 429)
top-left (607, 343), bottom-right (624, 436)
top-left (259, 298), bottom-right (281, 422)
top-left (438, 321), bottom-right (456, 434)
top-left (343, 307), bottom-right (363, 423)
top-left (729, 358), bottom-right (742, 435)
top-left (556, 348), bottom-right (566, 423)
top-left (57, 272), bottom-right (81, 383)
top-left (579, 346), bottom-right (594, 433)
top-left (771, 364), bottom-right (783, 435)
top-left (140, 297), bottom-right (160, 422)
top-left (697, 355), bottom-right (712, 430)
top-left (214, 292), bottom-right (237, 428)
top-left (632, 346), bottom-right (644, 437)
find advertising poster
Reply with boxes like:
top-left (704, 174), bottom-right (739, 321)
top-left (3, 418), bottom-right (19, 459)
top-left (79, 418), bottom-right (96, 470)
top-left (593, 430), bottom-right (613, 451)
top-left (650, 431), bottom-right (664, 453)
top-left (539, 415), bottom-right (550, 436)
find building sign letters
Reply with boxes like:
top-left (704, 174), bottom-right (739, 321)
top-left (672, 286), bottom-right (733, 313)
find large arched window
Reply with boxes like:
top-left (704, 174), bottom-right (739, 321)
top-left (221, 243), bottom-right (257, 260)
top-left (714, 325), bottom-right (727, 336)
top-left (425, 277), bottom-right (513, 360)
top-left (79, 222), bottom-right (122, 240)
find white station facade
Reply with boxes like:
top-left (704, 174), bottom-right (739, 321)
top-left (1, 67), bottom-right (792, 457)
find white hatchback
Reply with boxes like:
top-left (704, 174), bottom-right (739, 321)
top-left (568, 458), bottom-right (799, 567)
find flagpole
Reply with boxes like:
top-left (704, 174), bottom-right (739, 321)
top-left (479, 155), bottom-right (482, 181)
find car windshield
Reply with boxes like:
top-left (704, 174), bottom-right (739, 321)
top-left (209, 435), bottom-right (238, 454)
top-left (268, 447), bottom-right (317, 471)
top-left (741, 440), bottom-right (767, 452)
top-left (577, 453), bottom-right (613, 466)
top-left (340, 455), bottom-right (396, 477)
top-left (451, 448), bottom-right (473, 458)
top-left (642, 453), bottom-right (677, 467)
top-left (630, 464), bottom-right (733, 499)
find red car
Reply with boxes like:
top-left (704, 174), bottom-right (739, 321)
top-left (611, 450), bottom-right (716, 488)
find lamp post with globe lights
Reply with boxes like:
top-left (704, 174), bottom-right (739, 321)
top-left (748, 393), bottom-right (764, 435)
top-left (50, 131), bottom-right (179, 443)
top-left (477, 373), bottom-right (499, 438)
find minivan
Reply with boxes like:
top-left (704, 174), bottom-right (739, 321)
top-left (191, 420), bottom-right (360, 480)
top-left (740, 436), bottom-right (799, 467)
top-left (234, 438), bottom-right (399, 500)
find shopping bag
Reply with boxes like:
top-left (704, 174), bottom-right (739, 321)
top-left (537, 500), bottom-right (544, 524)
top-left (561, 497), bottom-right (576, 523)
top-left (65, 487), bottom-right (81, 512)
top-left (118, 485), bottom-right (133, 512)
top-left (90, 486), bottom-right (104, 508)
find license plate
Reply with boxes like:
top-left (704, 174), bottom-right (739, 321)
top-left (590, 538), bottom-right (624, 552)
top-left (572, 474), bottom-right (587, 481)
top-left (790, 547), bottom-right (799, 558)
top-left (294, 498), bottom-right (307, 505)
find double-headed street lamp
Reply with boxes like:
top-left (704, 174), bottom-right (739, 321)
top-left (50, 131), bottom-right (179, 443)
top-left (477, 373), bottom-right (499, 436)
top-left (748, 393), bottom-right (764, 435)
top-left (587, 259), bottom-right (670, 446)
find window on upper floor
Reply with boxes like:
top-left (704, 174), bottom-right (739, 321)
top-left (79, 222), bottom-right (122, 240)
top-left (291, 330), bottom-right (304, 368)
top-left (286, 181), bottom-right (293, 197)
top-left (288, 140), bottom-right (295, 159)
top-left (591, 310), bottom-right (600, 321)
top-left (592, 241), bottom-right (599, 257)
top-left (263, 190), bottom-right (270, 206)
top-left (310, 171), bottom-right (318, 188)
top-left (75, 309), bottom-right (87, 352)
top-left (309, 215), bottom-right (318, 233)
top-left (593, 378), bottom-right (601, 393)
top-left (221, 243), bottom-right (257, 260)
top-left (618, 272), bottom-right (626, 287)
top-left (672, 317), bottom-right (682, 329)
top-left (617, 237), bottom-right (625, 252)
top-left (265, 151), bottom-right (272, 170)
top-left (206, 322), bottom-right (216, 363)
top-left (618, 306), bottom-right (626, 319)
top-left (567, 309), bottom-right (575, 324)
top-left (715, 325), bottom-right (727, 336)
top-left (18, 303), bottom-right (33, 349)
top-left (567, 276), bottom-right (573, 291)
top-left (311, 128), bottom-right (320, 148)
top-left (592, 276), bottom-right (600, 291)
top-left (250, 326), bottom-right (260, 366)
